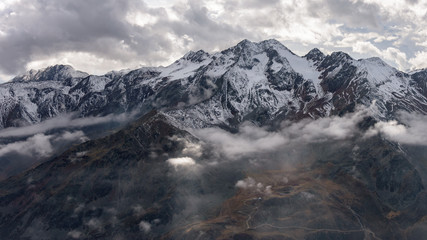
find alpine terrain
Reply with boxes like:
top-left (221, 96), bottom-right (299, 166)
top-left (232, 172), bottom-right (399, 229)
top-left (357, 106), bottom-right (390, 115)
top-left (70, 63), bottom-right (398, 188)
top-left (0, 39), bottom-right (426, 239)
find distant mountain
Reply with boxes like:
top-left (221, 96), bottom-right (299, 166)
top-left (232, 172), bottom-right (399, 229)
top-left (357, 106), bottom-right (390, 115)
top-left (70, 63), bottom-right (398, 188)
top-left (0, 39), bottom-right (426, 130)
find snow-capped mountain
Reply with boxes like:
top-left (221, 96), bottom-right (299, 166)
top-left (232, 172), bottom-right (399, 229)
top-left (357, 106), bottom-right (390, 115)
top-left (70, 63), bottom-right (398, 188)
top-left (0, 39), bottom-right (426, 129)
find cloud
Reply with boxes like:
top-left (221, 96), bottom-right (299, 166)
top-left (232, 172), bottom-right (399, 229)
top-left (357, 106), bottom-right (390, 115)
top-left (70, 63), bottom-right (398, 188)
top-left (366, 112), bottom-right (427, 145)
top-left (1, 0), bottom-right (426, 82)
top-left (323, 0), bottom-right (380, 29)
top-left (169, 136), bottom-right (203, 158)
top-left (0, 133), bottom-right (53, 158)
top-left (67, 230), bottom-right (83, 239)
top-left (139, 221), bottom-right (151, 233)
top-left (132, 205), bottom-right (146, 217)
top-left (0, 110), bottom-right (127, 180)
top-left (85, 218), bottom-right (103, 231)
top-left (0, 130), bottom-right (89, 180)
top-left (193, 123), bottom-right (287, 158)
top-left (0, 0), bottom-right (252, 78)
top-left (352, 41), bottom-right (382, 56)
top-left (235, 177), bottom-right (272, 195)
top-left (409, 51), bottom-right (427, 70)
top-left (167, 157), bottom-right (196, 167)
top-left (0, 112), bottom-right (134, 137)
top-left (0, 130), bottom-right (88, 158)
top-left (53, 130), bottom-right (88, 143)
top-left (194, 107), bottom-right (368, 158)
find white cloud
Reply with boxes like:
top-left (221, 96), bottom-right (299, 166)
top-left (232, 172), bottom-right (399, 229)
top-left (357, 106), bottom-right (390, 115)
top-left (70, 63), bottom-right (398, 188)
top-left (85, 218), bottom-right (103, 231)
top-left (54, 130), bottom-right (88, 143)
top-left (366, 112), bottom-right (427, 145)
top-left (132, 205), bottom-right (146, 217)
top-left (352, 41), bottom-right (381, 56)
top-left (139, 221), bottom-right (151, 233)
top-left (170, 136), bottom-right (203, 158)
top-left (26, 51), bottom-right (142, 76)
top-left (0, 133), bottom-right (53, 157)
top-left (235, 177), bottom-right (257, 189)
top-left (0, 131), bottom-right (88, 158)
top-left (383, 47), bottom-right (409, 70)
top-left (67, 230), bottom-right (83, 239)
top-left (167, 157), bottom-right (196, 167)
top-left (0, 111), bottom-right (134, 138)
top-left (195, 107), bottom-right (368, 158)
top-left (194, 123), bottom-right (288, 158)
top-left (409, 51), bottom-right (427, 70)
top-left (235, 177), bottom-right (272, 195)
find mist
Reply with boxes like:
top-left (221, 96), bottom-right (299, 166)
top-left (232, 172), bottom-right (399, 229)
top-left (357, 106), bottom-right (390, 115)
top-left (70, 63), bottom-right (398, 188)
top-left (0, 130), bottom-right (87, 180)
top-left (158, 106), bottom-right (427, 237)
top-left (0, 111), bottom-right (138, 180)
top-left (0, 111), bottom-right (137, 138)
top-left (1, 104), bottom-right (425, 239)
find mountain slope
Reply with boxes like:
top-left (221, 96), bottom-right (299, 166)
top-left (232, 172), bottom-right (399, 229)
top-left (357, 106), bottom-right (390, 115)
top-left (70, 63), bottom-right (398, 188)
top-left (0, 111), bottom-right (425, 239)
top-left (0, 111), bottom-right (220, 239)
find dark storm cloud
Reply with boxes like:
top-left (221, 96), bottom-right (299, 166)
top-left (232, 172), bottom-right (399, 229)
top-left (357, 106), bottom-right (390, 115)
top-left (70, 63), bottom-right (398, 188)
top-left (0, 0), bottom-right (178, 74)
top-left (0, 0), bottom-right (426, 78)
top-left (167, 0), bottom-right (251, 49)
top-left (0, 0), bottom-right (253, 76)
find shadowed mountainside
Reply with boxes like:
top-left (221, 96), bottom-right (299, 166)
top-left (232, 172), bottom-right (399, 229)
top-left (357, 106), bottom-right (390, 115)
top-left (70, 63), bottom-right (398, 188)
top-left (0, 111), bottom-right (425, 239)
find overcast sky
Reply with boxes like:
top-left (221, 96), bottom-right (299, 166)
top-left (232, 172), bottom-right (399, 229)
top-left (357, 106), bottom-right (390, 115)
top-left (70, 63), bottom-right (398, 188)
top-left (0, 0), bottom-right (426, 82)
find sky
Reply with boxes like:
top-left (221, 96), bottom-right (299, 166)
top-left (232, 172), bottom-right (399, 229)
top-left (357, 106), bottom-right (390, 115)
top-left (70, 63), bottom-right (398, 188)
top-left (0, 0), bottom-right (426, 82)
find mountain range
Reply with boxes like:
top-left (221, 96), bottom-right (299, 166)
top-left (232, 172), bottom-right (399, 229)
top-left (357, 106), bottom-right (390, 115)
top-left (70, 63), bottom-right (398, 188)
top-left (0, 39), bottom-right (426, 239)
top-left (1, 39), bottom-right (426, 130)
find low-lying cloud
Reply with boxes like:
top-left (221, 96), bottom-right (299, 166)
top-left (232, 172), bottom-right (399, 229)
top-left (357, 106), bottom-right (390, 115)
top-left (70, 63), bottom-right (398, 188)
top-left (366, 112), bottom-right (427, 146)
top-left (0, 130), bottom-right (87, 158)
top-left (0, 130), bottom-right (88, 180)
top-left (0, 133), bottom-right (53, 158)
top-left (193, 106), bottom-right (427, 160)
top-left (193, 107), bottom-right (368, 158)
top-left (235, 177), bottom-right (272, 195)
top-left (167, 157), bottom-right (196, 168)
top-left (0, 111), bottom-right (135, 138)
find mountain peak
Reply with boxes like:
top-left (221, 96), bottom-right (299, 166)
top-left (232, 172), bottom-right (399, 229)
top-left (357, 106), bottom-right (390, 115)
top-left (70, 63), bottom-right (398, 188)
top-left (363, 57), bottom-right (389, 66)
top-left (237, 38), bottom-right (253, 46)
top-left (232, 39), bottom-right (258, 52)
top-left (304, 48), bottom-right (325, 62)
top-left (330, 51), bottom-right (353, 61)
top-left (182, 49), bottom-right (210, 63)
top-left (260, 38), bottom-right (283, 46)
top-left (227, 39), bottom-right (291, 56)
top-left (12, 64), bottom-right (88, 82)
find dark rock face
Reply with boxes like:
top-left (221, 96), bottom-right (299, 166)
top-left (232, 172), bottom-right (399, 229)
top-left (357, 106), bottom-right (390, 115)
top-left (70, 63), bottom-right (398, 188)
top-left (304, 48), bottom-right (325, 64)
top-left (411, 69), bottom-right (427, 98)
